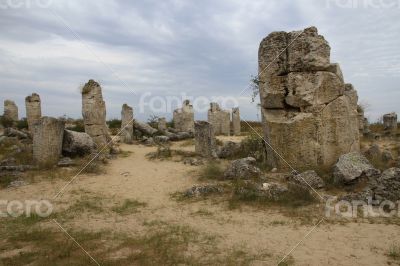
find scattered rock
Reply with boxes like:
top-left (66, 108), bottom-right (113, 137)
top-left (57, 157), bottom-right (75, 167)
top-left (184, 184), bottom-right (224, 197)
top-left (333, 152), bottom-right (380, 184)
top-left (4, 128), bottom-right (28, 139)
top-left (183, 158), bottom-right (204, 166)
top-left (217, 141), bottom-right (241, 159)
top-left (224, 157), bottom-right (261, 180)
top-left (0, 165), bottom-right (35, 171)
top-left (7, 179), bottom-right (29, 189)
top-left (288, 170), bottom-right (325, 189)
top-left (144, 137), bottom-right (155, 146)
top-left (271, 168), bottom-right (278, 173)
top-left (154, 135), bottom-right (170, 143)
top-left (62, 129), bottom-right (96, 156)
top-left (373, 168), bottom-right (400, 201)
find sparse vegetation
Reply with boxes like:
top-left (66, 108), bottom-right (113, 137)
top-left (16, 118), bottom-right (28, 130)
top-left (388, 243), bottom-right (400, 260)
top-left (0, 115), bottom-right (14, 128)
top-left (198, 162), bottom-right (224, 180)
top-left (112, 199), bottom-right (147, 215)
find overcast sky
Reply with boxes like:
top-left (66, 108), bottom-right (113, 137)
top-left (0, 0), bottom-right (399, 122)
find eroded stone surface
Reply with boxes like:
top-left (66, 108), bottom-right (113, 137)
top-left (121, 104), bottom-right (133, 144)
top-left (158, 117), bottom-right (167, 132)
top-left (33, 117), bottom-right (65, 166)
top-left (81, 80), bottom-right (111, 149)
top-left (25, 93), bottom-right (41, 132)
top-left (232, 107), bottom-right (241, 136)
top-left (258, 26), bottom-right (360, 169)
top-left (3, 100), bottom-right (18, 122)
top-left (208, 103), bottom-right (230, 136)
top-left (173, 100), bottom-right (194, 133)
top-left (194, 121), bottom-right (217, 158)
top-left (383, 112), bottom-right (397, 131)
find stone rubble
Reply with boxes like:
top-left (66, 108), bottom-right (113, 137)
top-left (224, 157), bottom-right (262, 180)
top-left (62, 129), bottom-right (96, 156)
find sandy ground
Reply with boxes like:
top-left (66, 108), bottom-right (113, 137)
top-left (2, 141), bottom-right (400, 265)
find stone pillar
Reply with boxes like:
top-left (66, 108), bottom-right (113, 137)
top-left (258, 26), bottom-right (359, 169)
top-left (194, 121), bottom-right (217, 158)
top-left (173, 100), bottom-right (194, 133)
top-left (207, 103), bottom-right (230, 136)
top-left (3, 100), bottom-right (18, 122)
top-left (232, 107), bottom-right (241, 136)
top-left (81, 80), bottom-right (111, 149)
top-left (121, 104), bottom-right (134, 144)
top-left (158, 117), bottom-right (167, 131)
top-left (33, 117), bottom-right (65, 166)
top-left (25, 93), bottom-right (42, 132)
top-left (383, 113), bottom-right (397, 131)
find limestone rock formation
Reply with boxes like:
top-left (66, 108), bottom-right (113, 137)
top-left (258, 26), bottom-right (360, 169)
top-left (207, 103), bottom-right (230, 136)
top-left (25, 93), bottom-right (41, 132)
top-left (62, 129), bottom-right (96, 156)
top-left (81, 80), bottom-right (111, 149)
top-left (232, 107), bottom-right (241, 136)
top-left (134, 121), bottom-right (158, 136)
top-left (383, 112), bottom-right (397, 131)
top-left (121, 104), bottom-right (134, 144)
top-left (173, 100), bottom-right (194, 133)
top-left (373, 168), bottom-right (400, 201)
top-left (333, 152), bottom-right (380, 184)
top-left (3, 100), bottom-right (18, 122)
top-left (33, 117), bottom-right (65, 166)
top-left (224, 157), bottom-right (261, 180)
top-left (158, 117), bottom-right (167, 132)
top-left (287, 170), bottom-right (325, 189)
top-left (194, 121), bottom-right (217, 158)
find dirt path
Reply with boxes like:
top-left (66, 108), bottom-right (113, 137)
top-left (2, 142), bottom-right (400, 265)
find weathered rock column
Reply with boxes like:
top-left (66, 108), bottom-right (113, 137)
top-left (3, 100), bottom-right (18, 122)
top-left (81, 80), bottom-right (111, 149)
top-left (25, 93), bottom-right (42, 132)
top-left (121, 104), bottom-right (134, 144)
top-left (232, 107), bottom-right (241, 136)
top-left (383, 113), bottom-right (397, 131)
top-left (194, 121), bottom-right (217, 158)
top-left (207, 103), bottom-right (230, 136)
top-left (33, 117), bottom-right (65, 166)
top-left (258, 26), bottom-right (360, 169)
top-left (173, 100), bottom-right (194, 133)
top-left (158, 117), bottom-right (167, 131)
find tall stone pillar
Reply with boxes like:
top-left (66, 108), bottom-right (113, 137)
top-left (121, 104), bottom-right (134, 144)
top-left (173, 100), bottom-right (194, 133)
top-left (81, 80), bottom-right (110, 149)
top-left (194, 121), bottom-right (217, 158)
top-left (232, 107), bottom-right (241, 136)
top-left (3, 100), bottom-right (18, 122)
top-left (33, 117), bottom-right (65, 166)
top-left (25, 93), bottom-right (42, 132)
top-left (383, 113), bottom-right (397, 131)
top-left (258, 27), bottom-right (359, 169)
top-left (207, 103), bottom-right (230, 136)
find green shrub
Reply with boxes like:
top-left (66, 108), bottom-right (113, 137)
top-left (16, 118), bottom-right (28, 130)
top-left (198, 163), bottom-right (224, 180)
top-left (0, 116), bottom-right (14, 128)
top-left (107, 119), bottom-right (121, 129)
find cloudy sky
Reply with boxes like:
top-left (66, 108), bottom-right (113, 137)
top-left (0, 0), bottom-right (399, 122)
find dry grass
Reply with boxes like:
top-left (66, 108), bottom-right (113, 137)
top-left (198, 162), bottom-right (224, 180)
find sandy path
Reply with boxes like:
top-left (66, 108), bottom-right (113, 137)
top-left (2, 142), bottom-right (399, 265)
